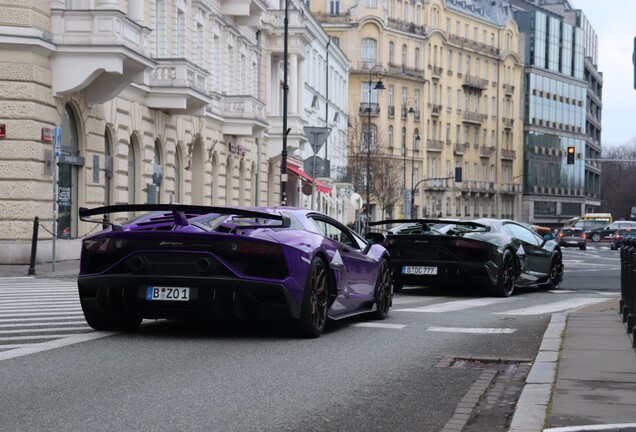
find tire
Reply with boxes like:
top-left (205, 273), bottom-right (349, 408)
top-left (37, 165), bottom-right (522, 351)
top-left (494, 249), bottom-right (517, 297)
top-left (371, 259), bottom-right (392, 320)
top-left (297, 257), bottom-right (330, 338)
top-left (541, 252), bottom-right (563, 290)
top-left (591, 233), bottom-right (601, 242)
top-left (610, 244), bottom-right (616, 250)
top-left (81, 287), bottom-right (142, 331)
top-left (580, 244), bottom-right (587, 250)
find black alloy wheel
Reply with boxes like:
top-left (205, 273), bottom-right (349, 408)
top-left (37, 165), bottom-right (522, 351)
top-left (371, 259), bottom-right (392, 320)
top-left (542, 252), bottom-right (563, 290)
top-left (495, 249), bottom-right (517, 297)
top-left (298, 257), bottom-right (330, 338)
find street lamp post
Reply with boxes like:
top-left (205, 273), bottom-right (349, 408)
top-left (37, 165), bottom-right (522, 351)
top-left (364, 65), bottom-right (386, 229)
top-left (410, 134), bottom-right (421, 218)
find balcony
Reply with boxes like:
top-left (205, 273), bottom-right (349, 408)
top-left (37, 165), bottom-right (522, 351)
top-left (388, 105), bottom-right (395, 117)
top-left (479, 146), bottom-right (494, 158)
top-left (220, 0), bottom-right (267, 26)
top-left (503, 117), bottom-right (514, 129)
top-left (431, 104), bottom-right (442, 116)
top-left (50, 8), bottom-right (155, 104)
top-left (146, 59), bottom-right (212, 115)
top-left (503, 83), bottom-right (515, 95)
top-left (430, 65), bottom-right (443, 79)
top-left (454, 142), bottom-right (468, 155)
top-left (462, 111), bottom-right (488, 124)
top-left (360, 102), bottom-right (380, 117)
top-left (311, 11), bottom-right (352, 24)
top-left (462, 75), bottom-right (488, 91)
top-left (426, 139), bottom-right (444, 152)
top-left (221, 95), bottom-right (267, 136)
top-left (501, 149), bottom-right (517, 160)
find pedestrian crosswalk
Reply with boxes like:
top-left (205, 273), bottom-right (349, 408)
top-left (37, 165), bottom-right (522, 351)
top-left (0, 277), bottom-right (93, 352)
top-left (0, 277), bottom-right (620, 355)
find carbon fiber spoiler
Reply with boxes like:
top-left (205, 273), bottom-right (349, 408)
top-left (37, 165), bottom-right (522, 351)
top-left (369, 218), bottom-right (490, 230)
top-left (79, 204), bottom-right (290, 232)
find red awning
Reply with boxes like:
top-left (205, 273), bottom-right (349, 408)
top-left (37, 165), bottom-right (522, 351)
top-left (287, 164), bottom-right (332, 194)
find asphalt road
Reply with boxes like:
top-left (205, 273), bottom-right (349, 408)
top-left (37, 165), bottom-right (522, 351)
top-left (0, 244), bottom-right (620, 432)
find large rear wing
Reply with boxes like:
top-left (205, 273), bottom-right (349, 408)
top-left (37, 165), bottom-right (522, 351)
top-left (369, 218), bottom-right (489, 230)
top-left (79, 204), bottom-right (290, 232)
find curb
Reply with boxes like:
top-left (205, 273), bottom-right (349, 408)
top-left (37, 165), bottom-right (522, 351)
top-left (508, 313), bottom-right (566, 432)
top-left (543, 425), bottom-right (636, 432)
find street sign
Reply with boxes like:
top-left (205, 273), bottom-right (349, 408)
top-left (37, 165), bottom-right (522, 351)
top-left (303, 126), bottom-right (332, 154)
top-left (303, 156), bottom-right (328, 178)
top-left (53, 127), bottom-right (62, 157)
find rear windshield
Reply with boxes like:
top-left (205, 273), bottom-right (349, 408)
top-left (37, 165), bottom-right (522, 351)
top-left (561, 228), bottom-right (583, 235)
top-left (618, 228), bottom-right (636, 235)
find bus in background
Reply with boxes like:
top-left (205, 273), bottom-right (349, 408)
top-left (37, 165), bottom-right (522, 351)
top-left (565, 213), bottom-right (613, 234)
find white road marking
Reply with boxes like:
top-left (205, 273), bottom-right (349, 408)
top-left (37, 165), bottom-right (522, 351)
top-left (391, 296), bottom-right (445, 305)
top-left (494, 297), bottom-right (614, 316)
top-left (353, 322), bottom-right (406, 329)
top-left (427, 326), bottom-right (516, 334)
top-left (394, 297), bottom-right (513, 313)
top-left (0, 331), bottom-right (116, 362)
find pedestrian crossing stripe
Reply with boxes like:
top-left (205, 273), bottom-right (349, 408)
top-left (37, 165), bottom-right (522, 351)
top-left (427, 326), bottom-right (516, 334)
top-left (493, 297), bottom-right (610, 316)
top-left (394, 297), bottom-right (513, 313)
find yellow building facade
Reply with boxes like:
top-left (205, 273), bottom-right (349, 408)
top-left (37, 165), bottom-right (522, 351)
top-left (312, 0), bottom-right (524, 220)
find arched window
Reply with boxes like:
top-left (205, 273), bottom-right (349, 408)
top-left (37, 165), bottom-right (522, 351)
top-left (58, 105), bottom-right (80, 238)
top-left (151, 139), bottom-right (162, 203)
top-left (104, 128), bottom-right (112, 206)
top-left (127, 137), bottom-right (137, 204)
top-left (174, 145), bottom-right (182, 203)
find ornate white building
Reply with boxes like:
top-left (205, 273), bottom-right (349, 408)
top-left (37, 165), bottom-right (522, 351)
top-left (0, 0), bottom-right (351, 264)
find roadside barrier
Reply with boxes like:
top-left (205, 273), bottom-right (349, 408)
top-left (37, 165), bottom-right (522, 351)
top-left (27, 216), bottom-right (39, 276)
top-left (620, 238), bottom-right (636, 345)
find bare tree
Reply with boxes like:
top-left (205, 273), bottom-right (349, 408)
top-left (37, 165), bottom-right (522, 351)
top-left (346, 117), bottom-right (402, 219)
top-left (601, 140), bottom-right (636, 220)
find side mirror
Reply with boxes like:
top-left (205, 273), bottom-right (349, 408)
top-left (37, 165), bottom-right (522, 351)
top-left (365, 232), bottom-right (386, 245)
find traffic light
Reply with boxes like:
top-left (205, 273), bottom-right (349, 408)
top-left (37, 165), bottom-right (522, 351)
top-left (566, 146), bottom-right (575, 164)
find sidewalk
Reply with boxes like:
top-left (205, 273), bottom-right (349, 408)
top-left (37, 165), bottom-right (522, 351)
top-left (0, 259), bottom-right (80, 278)
top-left (510, 299), bottom-right (636, 432)
top-left (1, 262), bottom-right (636, 431)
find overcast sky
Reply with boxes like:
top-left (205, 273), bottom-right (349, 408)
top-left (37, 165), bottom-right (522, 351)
top-left (572, 0), bottom-right (636, 148)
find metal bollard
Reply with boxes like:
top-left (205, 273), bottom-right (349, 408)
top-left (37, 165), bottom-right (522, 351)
top-left (27, 216), bottom-right (39, 276)
top-left (623, 238), bottom-right (634, 322)
top-left (621, 239), bottom-right (631, 321)
top-left (627, 238), bottom-right (636, 333)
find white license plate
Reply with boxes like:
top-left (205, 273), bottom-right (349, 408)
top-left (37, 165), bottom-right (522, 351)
top-left (402, 266), bottom-right (438, 275)
top-left (146, 286), bottom-right (190, 301)
top-left (567, 241), bottom-right (580, 245)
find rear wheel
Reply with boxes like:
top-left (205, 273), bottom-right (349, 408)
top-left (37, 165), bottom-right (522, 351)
top-left (494, 249), bottom-right (517, 297)
top-left (297, 257), bottom-right (330, 338)
top-left (81, 287), bottom-right (142, 331)
top-left (371, 259), bottom-right (392, 320)
top-left (591, 233), bottom-right (601, 242)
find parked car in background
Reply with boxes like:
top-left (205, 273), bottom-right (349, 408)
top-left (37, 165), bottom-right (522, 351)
top-left (586, 221), bottom-right (636, 242)
top-left (77, 204), bottom-right (393, 338)
top-left (610, 227), bottom-right (636, 250)
top-left (556, 227), bottom-right (587, 250)
top-left (368, 218), bottom-right (563, 298)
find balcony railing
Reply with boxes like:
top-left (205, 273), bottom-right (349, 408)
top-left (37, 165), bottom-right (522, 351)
top-left (503, 117), bottom-right (514, 129)
top-left (462, 75), bottom-right (488, 90)
top-left (479, 146), bottom-right (494, 158)
top-left (454, 142), bottom-right (468, 155)
top-left (426, 139), bottom-right (444, 151)
top-left (462, 111), bottom-right (488, 124)
top-left (360, 102), bottom-right (380, 116)
top-left (501, 148), bottom-right (517, 160)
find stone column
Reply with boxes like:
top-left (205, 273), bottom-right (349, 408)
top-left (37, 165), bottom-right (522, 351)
top-left (95, 0), bottom-right (119, 9)
top-left (128, 1), bottom-right (145, 24)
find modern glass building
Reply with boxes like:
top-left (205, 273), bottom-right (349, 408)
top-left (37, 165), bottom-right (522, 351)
top-left (511, 0), bottom-right (601, 228)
